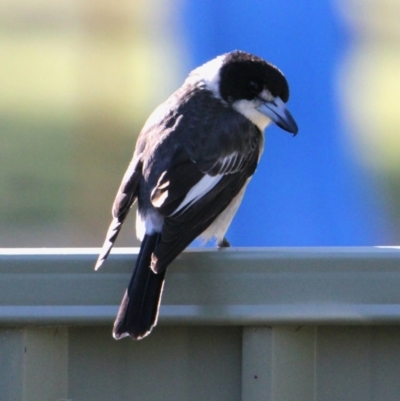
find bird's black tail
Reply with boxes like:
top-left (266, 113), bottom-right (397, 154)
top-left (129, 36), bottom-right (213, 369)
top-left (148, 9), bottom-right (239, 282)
top-left (113, 233), bottom-right (166, 340)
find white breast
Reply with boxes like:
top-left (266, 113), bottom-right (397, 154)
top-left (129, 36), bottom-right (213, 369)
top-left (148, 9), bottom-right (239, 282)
top-left (199, 178), bottom-right (251, 243)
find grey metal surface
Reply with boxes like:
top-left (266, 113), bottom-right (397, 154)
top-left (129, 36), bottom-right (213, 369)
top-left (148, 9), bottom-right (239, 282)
top-left (1, 247), bottom-right (400, 325)
top-left (67, 326), bottom-right (241, 401)
top-left (2, 248), bottom-right (400, 401)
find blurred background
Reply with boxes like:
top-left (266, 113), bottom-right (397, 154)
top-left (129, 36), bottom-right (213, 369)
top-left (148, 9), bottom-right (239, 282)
top-left (0, 0), bottom-right (399, 248)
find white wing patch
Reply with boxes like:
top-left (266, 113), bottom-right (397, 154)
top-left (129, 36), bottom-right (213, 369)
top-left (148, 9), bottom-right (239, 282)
top-left (218, 152), bottom-right (240, 174)
top-left (170, 173), bottom-right (223, 216)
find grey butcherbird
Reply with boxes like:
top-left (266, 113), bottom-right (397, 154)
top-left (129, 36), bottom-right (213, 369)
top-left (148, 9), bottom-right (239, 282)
top-left (95, 50), bottom-right (298, 340)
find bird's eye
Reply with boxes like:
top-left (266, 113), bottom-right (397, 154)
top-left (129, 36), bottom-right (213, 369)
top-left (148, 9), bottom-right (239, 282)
top-left (248, 80), bottom-right (261, 93)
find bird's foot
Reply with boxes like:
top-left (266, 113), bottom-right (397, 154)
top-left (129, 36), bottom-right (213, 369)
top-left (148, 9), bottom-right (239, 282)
top-left (217, 237), bottom-right (230, 248)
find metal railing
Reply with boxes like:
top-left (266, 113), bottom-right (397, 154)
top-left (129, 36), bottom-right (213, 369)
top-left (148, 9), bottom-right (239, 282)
top-left (1, 247), bottom-right (400, 401)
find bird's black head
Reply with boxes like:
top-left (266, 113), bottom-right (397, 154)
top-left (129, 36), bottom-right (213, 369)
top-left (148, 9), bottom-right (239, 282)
top-left (219, 50), bottom-right (290, 104)
top-left (215, 50), bottom-right (297, 135)
top-left (189, 50), bottom-right (297, 134)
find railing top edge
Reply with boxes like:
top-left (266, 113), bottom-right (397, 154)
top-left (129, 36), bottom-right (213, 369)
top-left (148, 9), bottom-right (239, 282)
top-left (0, 246), bottom-right (400, 257)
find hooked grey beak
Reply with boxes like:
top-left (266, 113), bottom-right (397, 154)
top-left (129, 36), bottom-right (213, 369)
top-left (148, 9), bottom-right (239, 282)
top-left (257, 96), bottom-right (298, 135)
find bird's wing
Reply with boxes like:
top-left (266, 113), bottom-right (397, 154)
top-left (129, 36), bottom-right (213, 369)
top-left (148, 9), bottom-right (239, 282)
top-left (149, 89), bottom-right (261, 214)
top-left (94, 88), bottom-right (183, 271)
top-left (152, 165), bottom-right (257, 272)
top-left (95, 158), bottom-right (142, 270)
top-left (147, 92), bottom-right (262, 272)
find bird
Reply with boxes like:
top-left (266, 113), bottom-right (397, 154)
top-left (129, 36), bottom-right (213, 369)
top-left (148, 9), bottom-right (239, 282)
top-left (95, 50), bottom-right (298, 340)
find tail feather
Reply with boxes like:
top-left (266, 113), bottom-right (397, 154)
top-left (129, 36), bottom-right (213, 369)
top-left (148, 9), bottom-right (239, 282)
top-left (94, 218), bottom-right (123, 271)
top-left (113, 233), bottom-right (166, 340)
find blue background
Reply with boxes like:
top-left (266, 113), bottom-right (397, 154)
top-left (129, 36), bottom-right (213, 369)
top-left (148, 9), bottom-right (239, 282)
top-left (181, 0), bottom-right (390, 246)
